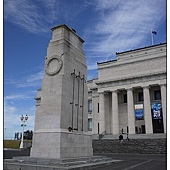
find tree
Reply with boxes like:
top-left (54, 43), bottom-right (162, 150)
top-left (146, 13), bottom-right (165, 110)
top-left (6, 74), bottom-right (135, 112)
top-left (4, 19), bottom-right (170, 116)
top-left (23, 130), bottom-right (33, 140)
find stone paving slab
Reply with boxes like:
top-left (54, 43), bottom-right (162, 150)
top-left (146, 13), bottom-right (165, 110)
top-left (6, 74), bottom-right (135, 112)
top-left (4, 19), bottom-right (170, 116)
top-left (4, 156), bottom-right (122, 170)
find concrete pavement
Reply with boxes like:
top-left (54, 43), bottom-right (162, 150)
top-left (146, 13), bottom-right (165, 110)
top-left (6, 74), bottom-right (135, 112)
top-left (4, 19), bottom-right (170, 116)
top-left (3, 149), bottom-right (167, 170)
top-left (93, 153), bottom-right (166, 170)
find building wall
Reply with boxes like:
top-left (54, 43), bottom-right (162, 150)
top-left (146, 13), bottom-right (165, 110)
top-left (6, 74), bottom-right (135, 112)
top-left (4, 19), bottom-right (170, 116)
top-left (87, 43), bottom-right (166, 135)
top-left (98, 44), bottom-right (166, 83)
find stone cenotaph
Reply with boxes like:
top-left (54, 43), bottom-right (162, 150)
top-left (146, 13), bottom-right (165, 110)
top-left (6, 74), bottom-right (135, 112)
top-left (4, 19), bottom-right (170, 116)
top-left (30, 24), bottom-right (93, 159)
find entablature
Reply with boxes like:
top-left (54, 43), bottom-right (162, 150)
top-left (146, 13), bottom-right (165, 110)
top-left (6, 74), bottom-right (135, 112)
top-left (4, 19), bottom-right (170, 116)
top-left (95, 71), bottom-right (166, 89)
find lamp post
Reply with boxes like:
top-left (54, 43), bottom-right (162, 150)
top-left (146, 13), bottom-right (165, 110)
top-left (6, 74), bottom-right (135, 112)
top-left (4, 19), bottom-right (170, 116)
top-left (19, 115), bottom-right (28, 149)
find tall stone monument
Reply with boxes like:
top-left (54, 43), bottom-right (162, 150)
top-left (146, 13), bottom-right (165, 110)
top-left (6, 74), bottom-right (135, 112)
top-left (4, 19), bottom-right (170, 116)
top-left (30, 24), bottom-right (93, 159)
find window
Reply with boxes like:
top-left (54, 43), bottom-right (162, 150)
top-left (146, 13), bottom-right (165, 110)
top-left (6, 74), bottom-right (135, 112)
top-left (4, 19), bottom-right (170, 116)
top-left (154, 90), bottom-right (161, 100)
top-left (123, 94), bottom-right (127, 103)
top-left (138, 92), bottom-right (143, 101)
top-left (88, 118), bottom-right (92, 131)
top-left (98, 103), bottom-right (99, 113)
top-left (88, 100), bottom-right (92, 112)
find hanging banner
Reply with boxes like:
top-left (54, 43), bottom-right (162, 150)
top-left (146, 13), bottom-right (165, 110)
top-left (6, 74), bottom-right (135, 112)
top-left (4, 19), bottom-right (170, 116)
top-left (135, 104), bottom-right (144, 120)
top-left (151, 103), bottom-right (162, 119)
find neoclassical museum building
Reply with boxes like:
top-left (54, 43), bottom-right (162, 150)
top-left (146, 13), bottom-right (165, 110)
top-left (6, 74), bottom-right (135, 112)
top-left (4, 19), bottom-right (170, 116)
top-left (87, 43), bottom-right (166, 135)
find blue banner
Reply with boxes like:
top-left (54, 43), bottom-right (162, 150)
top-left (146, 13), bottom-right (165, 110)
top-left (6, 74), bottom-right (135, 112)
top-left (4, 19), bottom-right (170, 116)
top-left (135, 104), bottom-right (144, 120)
top-left (151, 103), bottom-right (162, 119)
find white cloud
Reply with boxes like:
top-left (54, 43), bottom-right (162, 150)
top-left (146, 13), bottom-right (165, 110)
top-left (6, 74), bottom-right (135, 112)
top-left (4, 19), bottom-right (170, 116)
top-left (4, 0), bottom-right (59, 34)
top-left (26, 70), bottom-right (44, 83)
top-left (83, 1), bottom-right (166, 80)
top-left (94, 0), bottom-right (121, 10)
top-left (19, 70), bottom-right (43, 87)
top-left (5, 70), bottom-right (43, 88)
top-left (4, 0), bottom-right (166, 58)
top-left (83, 0), bottom-right (95, 7)
top-left (5, 94), bottom-right (31, 101)
top-left (4, 98), bottom-right (35, 139)
top-left (4, 73), bottom-right (41, 139)
top-left (4, 101), bottom-right (16, 115)
top-left (87, 63), bottom-right (97, 70)
top-left (84, 0), bottom-right (166, 73)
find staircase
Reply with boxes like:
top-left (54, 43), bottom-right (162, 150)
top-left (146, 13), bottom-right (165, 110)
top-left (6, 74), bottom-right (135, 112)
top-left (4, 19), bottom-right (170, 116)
top-left (92, 134), bottom-right (166, 154)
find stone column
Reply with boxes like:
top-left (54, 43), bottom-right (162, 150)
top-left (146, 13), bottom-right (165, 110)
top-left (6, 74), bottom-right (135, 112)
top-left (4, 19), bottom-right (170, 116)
top-left (127, 88), bottom-right (135, 134)
top-left (111, 90), bottom-right (119, 134)
top-left (143, 86), bottom-right (153, 134)
top-left (99, 92), bottom-right (105, 134)
top-left (160, 84), bottom-right (166, 133)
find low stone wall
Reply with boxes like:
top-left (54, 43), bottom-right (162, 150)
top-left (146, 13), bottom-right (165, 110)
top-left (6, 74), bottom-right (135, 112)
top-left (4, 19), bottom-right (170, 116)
top-left (92, 138), bottom-right (166, 154)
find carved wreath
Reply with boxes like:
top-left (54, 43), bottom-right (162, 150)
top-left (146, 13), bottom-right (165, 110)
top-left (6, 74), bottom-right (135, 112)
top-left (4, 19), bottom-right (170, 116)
top-left (45, 55), bottom-right (63, 76)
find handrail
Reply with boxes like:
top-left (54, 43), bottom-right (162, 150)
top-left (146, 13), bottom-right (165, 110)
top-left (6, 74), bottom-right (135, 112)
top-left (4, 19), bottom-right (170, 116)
top-left (99, 131), bottom-right (106, 140)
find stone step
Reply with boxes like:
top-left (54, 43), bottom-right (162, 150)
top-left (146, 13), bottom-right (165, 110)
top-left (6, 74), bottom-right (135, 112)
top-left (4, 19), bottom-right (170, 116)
top-left (92, 138), bottom-right (166, 154)
top-left (4, 156), bottom-right (122, 170)
top-left (92, 133), bottom-right (166, 140)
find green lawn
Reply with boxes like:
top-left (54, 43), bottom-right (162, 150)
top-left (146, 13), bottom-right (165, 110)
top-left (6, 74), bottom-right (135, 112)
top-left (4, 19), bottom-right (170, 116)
top-left (4, 140), bottom-right (32, 149)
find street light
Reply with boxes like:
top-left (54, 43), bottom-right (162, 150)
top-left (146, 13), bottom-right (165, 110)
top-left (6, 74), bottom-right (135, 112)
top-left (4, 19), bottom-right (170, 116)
top-left (19, 115), bottom-right (28, 149)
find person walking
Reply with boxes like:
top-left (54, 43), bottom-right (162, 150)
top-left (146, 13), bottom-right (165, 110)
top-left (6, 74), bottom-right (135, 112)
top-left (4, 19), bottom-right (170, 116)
top-left (119, 134), bottom-right (123, 143)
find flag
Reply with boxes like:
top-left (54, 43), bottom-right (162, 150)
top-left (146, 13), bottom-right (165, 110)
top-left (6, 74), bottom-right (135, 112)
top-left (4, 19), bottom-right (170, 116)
top-left (152, 30), bottom-right (157, 35)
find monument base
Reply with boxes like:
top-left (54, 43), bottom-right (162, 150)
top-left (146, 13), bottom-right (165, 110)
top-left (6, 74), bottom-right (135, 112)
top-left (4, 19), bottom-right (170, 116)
top-left (4, 156), bottom-right (121, 170)
top-left (30, 131), bottom-right (93, 159)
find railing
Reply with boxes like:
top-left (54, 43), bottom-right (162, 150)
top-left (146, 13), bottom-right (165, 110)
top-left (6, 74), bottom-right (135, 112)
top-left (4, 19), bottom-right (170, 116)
top-left (99, 131), bottom-right (106, 140)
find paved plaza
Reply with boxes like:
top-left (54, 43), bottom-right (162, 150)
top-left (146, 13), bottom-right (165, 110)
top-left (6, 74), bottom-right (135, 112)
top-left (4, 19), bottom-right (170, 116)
top-left (4, 149), bottom-right (166, 170)
top-left (93, 153), bottom-right (166, 170)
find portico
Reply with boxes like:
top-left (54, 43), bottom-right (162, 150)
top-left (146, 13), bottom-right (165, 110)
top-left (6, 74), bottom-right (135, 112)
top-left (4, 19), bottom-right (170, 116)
top-left (96, 83), bottom-right (166, 135)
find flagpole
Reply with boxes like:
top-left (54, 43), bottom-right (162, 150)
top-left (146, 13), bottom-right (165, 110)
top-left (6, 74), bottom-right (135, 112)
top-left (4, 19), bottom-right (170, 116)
top-left (151, 29), bottom-right (153, 45)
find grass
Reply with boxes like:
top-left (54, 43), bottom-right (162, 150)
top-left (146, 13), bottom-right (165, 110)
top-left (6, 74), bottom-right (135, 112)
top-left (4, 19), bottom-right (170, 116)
top-left (3, 140), bottom-right (32, 149)
top-left (4, 140), bottom-right (20, 149)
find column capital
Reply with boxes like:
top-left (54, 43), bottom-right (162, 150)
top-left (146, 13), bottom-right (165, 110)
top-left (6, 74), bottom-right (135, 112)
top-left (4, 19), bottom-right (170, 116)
top-left (126, 87), bottom-right (133, 91)
top-left (159, 84), bottom-right (166, 87)
top-left (142, 85), bottom-right (150, 89)
top-left (98, 91), bottom-right (105, 94)
top-left (111, 89), bottom-right (118, 93)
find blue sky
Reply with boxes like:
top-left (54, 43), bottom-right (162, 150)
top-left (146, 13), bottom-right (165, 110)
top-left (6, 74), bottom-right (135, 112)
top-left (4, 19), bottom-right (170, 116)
top-left (4, 0), bottom-right (166, 139)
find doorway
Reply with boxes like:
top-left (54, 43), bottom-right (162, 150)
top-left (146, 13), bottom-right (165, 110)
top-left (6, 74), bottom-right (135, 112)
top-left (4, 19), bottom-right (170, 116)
top-left (141, 125), bottom-right (145, 134)
top-left (152, 119), bottom-right (164, 133)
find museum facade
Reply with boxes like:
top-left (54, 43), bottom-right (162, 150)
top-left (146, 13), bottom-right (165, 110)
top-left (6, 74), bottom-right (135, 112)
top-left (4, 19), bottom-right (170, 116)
top-left (87, 43), bottom-right (166, 135)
